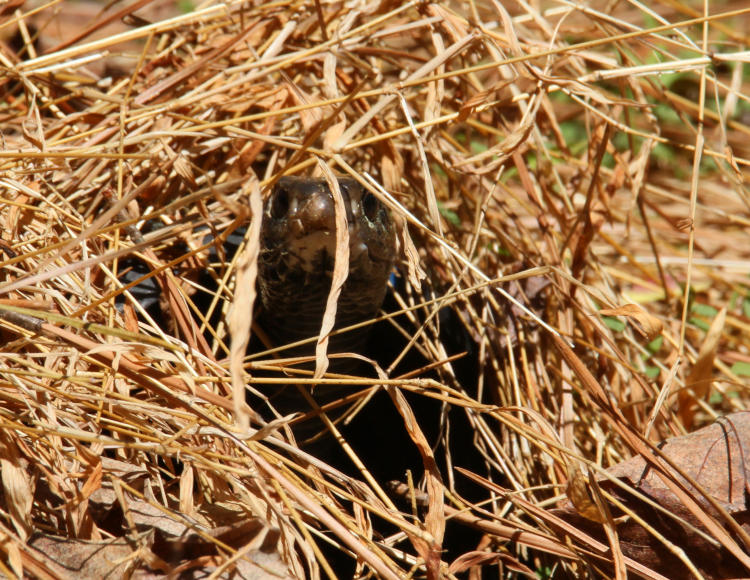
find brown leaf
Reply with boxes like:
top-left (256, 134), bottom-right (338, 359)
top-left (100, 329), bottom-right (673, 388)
top-left (448, 550), bottom-right (503, 574)
top-left (599, 303), bottom-right (663, 341)
top-left (122, 302), bottom-right (140, 335)
top-left (0, 434), bottom-right (33, 541)
top-left (456, 80), bottom-right (515, 123)
top-left (79, 461), bottom-right (102, 500)
top-left (322, 119), bottom-right (347, 152)
top-left (380, 145), bottom-right (403, 192)
top-left (386, 386), bottom-right (444, 580)
top-left (178, 464), bottom-right (194, 518)
top-left (566, 464), bottom-right (606, 523)
top-left (313, 161), bottom-right (350, 379)
top-left (553, 412), bottom-right (750, 579)
top-left (287, 80), bottom-right (323, 132)
top-left (227, 177), bottom-right (261, 431)
top-left (399, 220), bottom-right (427, 287)
top-left (172, 152), bottom-right (197, 188)
top-left (679, 307), bottom-right (726, 426)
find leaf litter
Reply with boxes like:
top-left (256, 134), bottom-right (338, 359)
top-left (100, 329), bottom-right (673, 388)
top-left (1, 0), bottom-right (750, 577)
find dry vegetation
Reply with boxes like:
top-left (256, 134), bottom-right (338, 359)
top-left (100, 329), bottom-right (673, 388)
top-left (1, 0), bottom-right (750, 578)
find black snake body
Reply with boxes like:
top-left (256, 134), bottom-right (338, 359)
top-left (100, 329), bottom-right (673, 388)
top-left (118, 176), bottom-right (396, 436)
top-left (257, 176), bottom-right (396, 367)
top-left (119, 178), bottom-right (489, 499)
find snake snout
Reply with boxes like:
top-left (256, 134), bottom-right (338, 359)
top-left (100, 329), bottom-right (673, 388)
top-left (293, 190), bottom-right (338, 235)
top-left (269, 177), bottom-right (354, 238)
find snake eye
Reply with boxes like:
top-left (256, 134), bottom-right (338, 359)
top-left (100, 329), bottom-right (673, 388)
top-left (362, 192), bottom-right (380, 222)
top-left (270, 187), bottom-right (290, 219)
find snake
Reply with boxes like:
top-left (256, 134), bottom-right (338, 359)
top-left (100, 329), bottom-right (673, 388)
top-left (257, 176), bottom-right (396, 367)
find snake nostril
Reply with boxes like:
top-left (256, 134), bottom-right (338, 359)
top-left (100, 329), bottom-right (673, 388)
top-left (270, 187), bottom-right (290, 219)
top-left (362, 192), bottom-right (380, 223)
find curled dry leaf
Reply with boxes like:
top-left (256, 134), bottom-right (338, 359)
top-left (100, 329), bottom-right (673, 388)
top-left (599, 303), bottom-right (663, 341)
top-left (314, 161), bottom-right (350, 379)
top-left (0, 435), bottom-right (34, 541)
top-left (227, 179), bottom-right (262, 431)
top-left (679, 307), bottom-right (727, 426)
top-left (386, 386), bottom-right (444, 579)
top-left (566, 463), bottom-right (606, 523)
top-left (447, 550), bottom-right (503, 574)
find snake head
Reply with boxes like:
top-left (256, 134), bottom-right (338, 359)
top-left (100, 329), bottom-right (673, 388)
top-left (260, 176), bottom-right (395, 279)
top-left (257, 176), bottom-right (397, 346)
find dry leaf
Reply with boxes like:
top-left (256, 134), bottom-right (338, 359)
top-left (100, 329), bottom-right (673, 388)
top-left (599, 303), bottom-right (663, 341)
top-left (554, 412), bottom-right (750, 579)
top-left (313, 161), bottom-right (350, 379)
top-left (228, 178), bottom-right (261, 431)
top-left (386, 386), bottom-right (444, 579)
top-left (0, 435), bottom-right (33, 541)
top-left (566, 463), bottom-right (606, 523)
top-left (679, 307), bottom-right (727, 426)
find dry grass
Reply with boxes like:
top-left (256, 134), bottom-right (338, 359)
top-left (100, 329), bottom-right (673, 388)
top-left (1, 0), bottom-right (750, 577)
